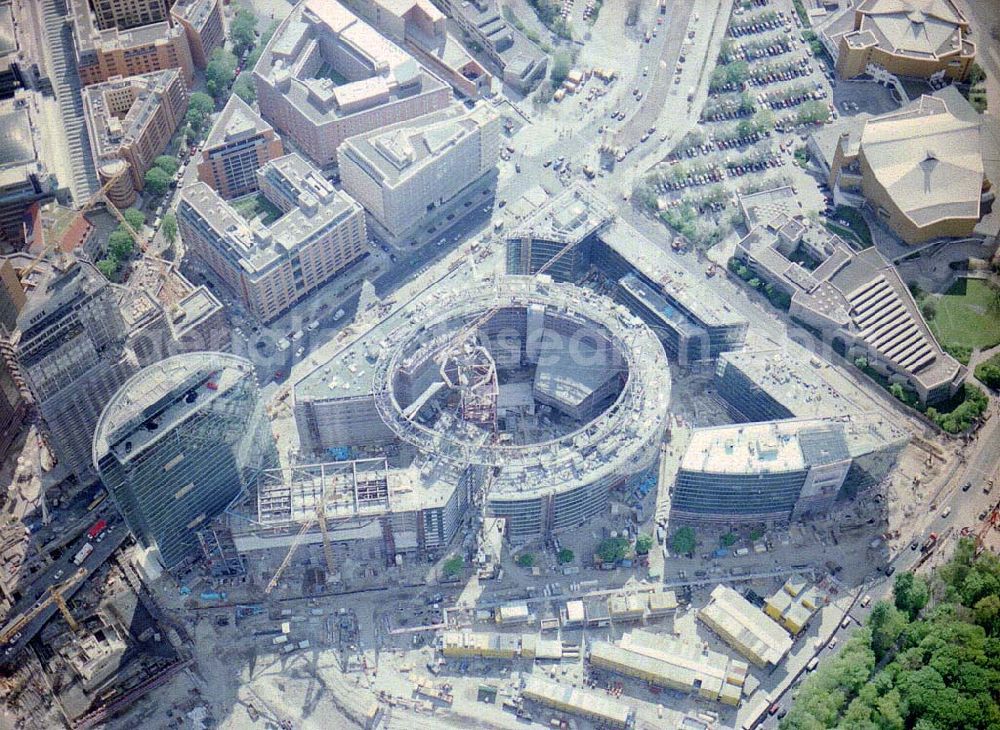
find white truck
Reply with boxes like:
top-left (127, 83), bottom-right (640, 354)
top-left (73, 543), bottom-right (94, 566)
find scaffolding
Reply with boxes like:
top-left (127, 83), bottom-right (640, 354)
top-left (439, 338), bottom-right (498, 431)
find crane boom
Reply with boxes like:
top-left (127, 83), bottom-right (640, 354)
top-left (0, 568), bottom-right (87, 643)
top-left (265, 518), bottom-right (314, 594)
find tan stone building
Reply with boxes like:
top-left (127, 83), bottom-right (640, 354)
top-left (834, 0), bottom-right (975, 81)
top-left (178, 153), bottom-right (368, 322)
top-left (170, 0), bottom-right (225, 69)
top-left (823, 91), bottom-right (989, 244)
top-left (82, 69), bottom-right (189, 207)
top-left (73, 0), bottom-right (194, 86)
top-left (197, 96), bottom-right (285, 200)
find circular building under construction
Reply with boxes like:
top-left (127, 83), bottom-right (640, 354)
top-left (271, 275), bottom-right (671, 551)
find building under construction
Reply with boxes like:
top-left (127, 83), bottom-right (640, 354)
top-left (211, 275), bottom-right (669, 581)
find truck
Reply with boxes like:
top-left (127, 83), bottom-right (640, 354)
top-left (921, 533), bottom-right (939, 553)
top-left (87, 519), bottom-right (107, 540)
top-left (733, 547), bottom-right (750, 557)
top-left (73, 543), bottom-right (94, 565)
top-left (687, 87), bottom-right (695, 102)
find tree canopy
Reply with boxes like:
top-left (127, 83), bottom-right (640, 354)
top-left (670, 526), bottom-right (697, 556)
top-left (143, 167), bottom-right (172, 197)
top-left (230, 7), bottom-right (259, 57)
top-left (161, 211), bottom-right (177, 245)
top-left (635, 534), bottom-right (654, 555)
top-left (597, 537), bottom-right (631, 564)
top-left (780, 539), bottom-right (1000, 729)
top-left (206, 48), bottom-right (237, 99)
top-left (442, 555), bottom-right (463, 578)
top-left (233, 73), bottom-right (256, 104)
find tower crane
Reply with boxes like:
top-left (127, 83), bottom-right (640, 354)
top-left (0, 567), bottom-right (86, 644)
top-left (265, 503), bottom-right (336, 594)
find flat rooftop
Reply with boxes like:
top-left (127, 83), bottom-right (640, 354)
top-left (204, 95), bottom-right (275, 150)
top-left (507, 183), bottom-right (614, 245)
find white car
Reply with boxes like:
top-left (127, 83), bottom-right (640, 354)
top-left (295, 346), bottom-right (305, 358)
top-left (307, 320), bottom-right (320, 331)
top-left (291, 330), bottom-right (304, 342)
top-left (276, 338), bottom-right (291, 352)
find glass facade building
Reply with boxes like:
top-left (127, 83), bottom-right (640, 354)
top-left (93, 352), bottom-right (276, 570)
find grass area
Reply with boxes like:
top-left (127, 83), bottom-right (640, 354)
top-left (792, 0), bottom-right (811, 27)
top-left (926, 278), bottom-right (1000, 353)
top-left (825, 206), bottom-right (872, 249)
top-left (231, 193), bottom-right (283, 225)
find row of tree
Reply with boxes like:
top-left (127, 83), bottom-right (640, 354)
top-left (780, 539), bottom-right (1000, 729)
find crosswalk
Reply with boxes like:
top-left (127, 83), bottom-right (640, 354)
top-left (41, 0), bottom-right (99, 202)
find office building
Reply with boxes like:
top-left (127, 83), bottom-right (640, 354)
top-left (252, 0), bottom-right (452, 167)
top-left (82, 69), bottom-right (189, 206)
top-left (436, 0), bottom-right (548, 91)
top-left (93, 352), bottom-right (275, 571)
top-left (589, 630), bottom-right (747, 706)
top-left (170, 0), bottom-right (224, 68)
top-left (196, 96), bottom-right (285, 200)
top-left (89, 0), bottom-right (170, 31)
top-left (73, 0), bottom-right (194, 86)
top-left (342, 0), bottom-right (490, 97)
top-left (833, 0), bottom-right (975, 81)
top-left (13, 256), bottom-right (137, 480)
top-left (672, 418), bottom-right (857, 522)
top-left (338, 101), bottom-right (500, 241)
top-left (0, 101), bottom-right (56, 250)
top-left (505, 186), bottom-right (748, 363)
top-left (812, 87), bottom-right (991, 244)
top-left (0, 348), bottom-right (26, 463)
top-left (734, 205), bottom-right (965, 404)
top-left (178, 153), bottom-right (368, 322)
top-left (698, 585), bottom-right (793, 668)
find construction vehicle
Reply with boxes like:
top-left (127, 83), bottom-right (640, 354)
top-left (0, 568), bottom-right (87, 644)
top-left (974, 504), bottom-right (999, 556)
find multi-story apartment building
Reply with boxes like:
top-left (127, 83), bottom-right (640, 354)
top-left (196, 96), bottom-right (285, 200)
top-left (82, 69), bottom-right (189, 206)
top-left (338, 101), bottom-right (499, 241)
top-left (12, 256), bottom-right (137, 480)
top-left (178, 153), bottom-right (368, 322)
top-left (93, 353), bottom-right (276, 571)
top-left (833, 0), bottom-right (975, 81)
top-left (73, 0), bottom-right (194, 86)
top-left (252, 0), bottom-right (452, 168)
top-left (170, 0), bottom-right (224, 68)
top-left (89, 0), bottom-right (170, 31)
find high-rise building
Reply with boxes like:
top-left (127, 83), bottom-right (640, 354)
top-left (13, 257), bottom-right (137, 479)
top-left (338, 102), bottom-right (500, 242)
top-left (83, 69), bottom-right (189, 207)
top-left (93, 352), bottom-right (276, 571)
top-left (196, 96), bottom-right (285, 200)
top-left (179, 153), bottom-right (368, 322)
top-left (170, 0), bottom-right (224, 68)
top-left (89, 0), bottom-right (171, 31)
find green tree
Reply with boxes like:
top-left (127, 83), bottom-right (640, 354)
top-left (550, 51), bottom-right (572, 86)
top-left (557, 548), bottom-right (574, 564)
top-left (96, 258), bottom-right (118, 280)
top-left (920, 298), bottom-right (937, 320)
top-left (246, 21), bottom-right (278, 70)
top-left (108, 229), bottom-right (134, 261)
top-left (749, 527), bottom-right (765, 542)
top-left (869, 601), bottom-right (908, 660)
top-left (185, 92), bottom-right (215, 138)
top-left (233, 73), bottom-right (256, 104)
top-left (889, 382), bottom-right (906, 402)
top-left (894, 571), bottom-right (930, 620)
top-left (153, 155), bottom-right (179, 176)
top-left (597, 537), bottom-right (631, 564)
top-left (635, 534), bottom-right (653, 555)
top-left (442, 555), bottom-right (463, 578)
top-left (161, 211), bottom-right (177, 246)
top-left (973, 594), bottom-right (1000, 636)
top-left (720, 532), bottom-right (737, 547)
top-left (670, 526), bottom-right (696, 556)
top-left (206, 47), bottom-right (238, 99)
top-left (230, 7), bottom-right (259, 57)
top-left (516, 552), bottom-right (536, 568)
top-left (143, 167), bottom-right (172, 197)
top-left (967, 62), bottom-right (987, 86)
top-left (121, 208), bottom-right (145, 231)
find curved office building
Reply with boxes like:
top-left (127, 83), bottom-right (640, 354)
top-left (93, 352), bottom-right (275, 570)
